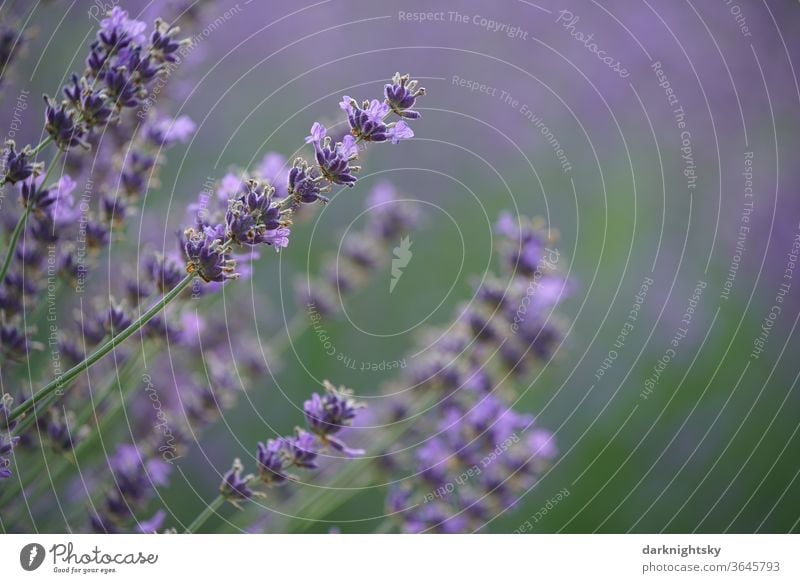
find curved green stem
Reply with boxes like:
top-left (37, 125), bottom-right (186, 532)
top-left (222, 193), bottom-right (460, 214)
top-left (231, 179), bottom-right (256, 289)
top-left (184, 494), bottom-right (226, 533)
top-left (29, 135), bottom-right (54, 157)
top-left (0, 203), bottom-right (31, 285)
top-left (6, 273), bottom-right (194, 427)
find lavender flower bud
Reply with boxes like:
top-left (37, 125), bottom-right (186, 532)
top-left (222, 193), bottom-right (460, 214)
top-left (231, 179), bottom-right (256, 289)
top-left (182, 225), bottom-right (237, 283)
top-left (225, 180), bottom-right (289, 248)
top-left (256, 439), bottom-right (288, 486)
top-left (341, 97), bottom-right (389, 142)
top-left (303, 381), bottom-right (364, 454)
top-left (149, 19), bottom-right (184, 63)
top-left (145, 253), bottom-right (184, 293)
top-left (287, 158), bottom-right (328, 204)
top-left (0, 394), bottom-right (20, 478)
top-left (283, 430), bottom-right (319, 469)
top-left (312, 131), bottom-right (360, 187)
top-left (105, 302), bottom-right (132, 335)
top-left (102, 68), bottom-right (140, 109)
top-left (44, 97), bottom-right (88, 150)
top-left (384, 72), bottom-right (426, 119)
top-left (2, 141), bottom-right (40, 184)
top-left (220, 458), bottom-right (255, 502)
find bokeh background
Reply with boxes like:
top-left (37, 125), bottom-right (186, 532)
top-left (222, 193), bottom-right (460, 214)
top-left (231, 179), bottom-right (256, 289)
top-left (3, 0), bottom-right (800, 533)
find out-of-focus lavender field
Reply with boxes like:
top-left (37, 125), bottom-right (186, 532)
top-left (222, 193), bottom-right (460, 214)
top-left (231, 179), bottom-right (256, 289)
top-left (1, 0), bottom-right (799, 533)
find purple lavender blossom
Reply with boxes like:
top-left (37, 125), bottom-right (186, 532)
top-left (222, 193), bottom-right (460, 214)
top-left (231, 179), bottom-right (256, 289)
top-left (313, 133), bottom-right (360, 187)
top-left (378, 212), bottom-right (564, 532)
top-left (2, 141), bottom-right (39, 184)
top-left (0, 417), bottom-right (19, 479)
top-left (99, 7), bottom-right (148, 46)
top-left (182, 225), bottom-right (237, 283)
top-left (220, 458), bottom-right (256, 503)
top-left (257, 439), bottom-right (288, 486)
top-left (303, 381), bottom-right (365, 455)
top-left (224, 180), bottom-right (289, 248)
top-left (387, 120), bottom-right (414, 144)
top-left (283, 430), bottom-right (319, 469)
top-left (146, 115), bottom-right (196, 147)
top-left (305, 121), bottom-right (327, 144)
top-left (384, 72), bottom-right (426, 119)
top-left (44, 97), bottom-right (88, 150)
top-left (287, 158), bottom-right (328, 204)
top-left (343, 97), bottom-right (390, 142)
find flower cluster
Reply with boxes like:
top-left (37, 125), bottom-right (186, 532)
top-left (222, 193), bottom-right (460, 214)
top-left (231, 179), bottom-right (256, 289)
top-left (45, 8), bottom-right (185, 151)
top-left (377, 213), bottom-right (568, 532)
top-left (89, 443), bottom-right (170, 533)
top-left (0, 8), bottom-right (194, 368)
top-left (0, 3), bottom-right (427, 537)
top-left (387, 392), bottom-right (556, 533)
top-left (282, 73), bottom-right (425, 211)
top-left (179, 73), bottom-right (425, 287)
top-left (220, 381), bottom-right (365, 504)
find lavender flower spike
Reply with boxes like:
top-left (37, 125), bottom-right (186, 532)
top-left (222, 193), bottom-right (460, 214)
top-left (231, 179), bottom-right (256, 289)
top-left (313, 132), bottom-right (360, 187)
top-left (2, 141), bottom-right (40, 185)
top-left (385, 72), bottom-right (426, 119)
top-left (182, 226), bottom-right (237, 282)
top-left (303, 380), bottom-right (365, 455)
top-left (220, 458), bottom-right (257, 505)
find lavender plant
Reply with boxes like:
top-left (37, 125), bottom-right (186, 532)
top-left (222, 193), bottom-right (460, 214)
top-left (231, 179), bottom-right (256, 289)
top-left (0, 5), bottom-right (427, 534)
top-left (266, 214), bottom-right (567, 534)
top-left (379, 214), bottom-right (566, 532)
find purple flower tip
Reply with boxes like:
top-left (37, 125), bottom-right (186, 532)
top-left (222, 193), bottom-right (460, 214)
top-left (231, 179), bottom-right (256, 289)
top-left (305, 122), bottom-right (327, 144)
top-left (387, 120), bottom-right (414, 144)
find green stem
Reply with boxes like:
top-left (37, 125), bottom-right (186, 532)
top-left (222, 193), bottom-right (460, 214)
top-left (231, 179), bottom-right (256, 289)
top-left (184, 494), bottom-right (226, 533)
top-left (29, 135), bottom-right (54, 158)
top-left (6, 274), bottom-right (193, 427)
top-left (0, 204), bottom-right (30, 285)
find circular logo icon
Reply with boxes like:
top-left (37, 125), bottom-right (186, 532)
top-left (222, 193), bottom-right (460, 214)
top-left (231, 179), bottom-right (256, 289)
top-left (19, 543), bottom-right (46, 571)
